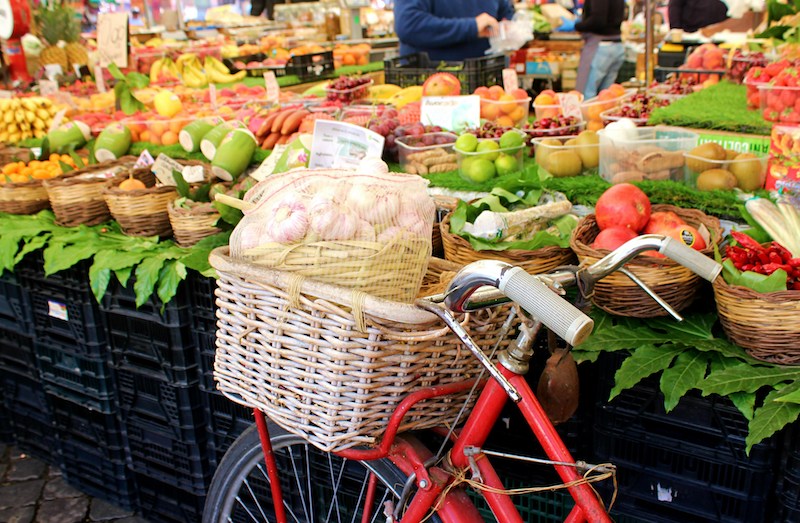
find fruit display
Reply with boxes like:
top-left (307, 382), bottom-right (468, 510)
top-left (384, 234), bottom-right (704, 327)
top-left (34, 3), bottom-right (89, 73)
top-left (742, 59), bottom-right (797, 109)
top-left (421, 73), bottom-right (462, 97)
top-left (366, 84), bottom-right (403, 104)
top-left (599, 92), bottom-right (671, 127)
top-left (522, 116), bottom-right (586, 156)
top-left (473, 85), bottom-right (531, 128)
top-left (0, 154), bottom-right (80, 184)
top-left (325, 76), bottom-right (373, 103)
top-left (254, 106), bottom-right (311, 150)
top-left (0, 97), bottom-right (60, 142)
top-left (591, 184), bottom-right (707, 254)
top-left (386, 86), bottom-right (423, 109)
top-left (454, 130), bottom-right (526, 183)
top-left (724, 231), bottom-right (800, 289)
top-left (533, 130), bottom-right (599, 178)
top-left (396, 132), bottom-right (458, 174)
top-left (384, 122), bottom-right (444, 163)
top-left (149, 54), bottom-right (247, 88)
top-left (758, 65), bottom-right (800, 123)
top-left (533, 89), bottom-right (584, 120)
top-left (727, 49), bottom-right (770, 84)
top-left (579, 84), bottom-right (630, 131)
top-left (122, 112), bottom-right (199, 146)
top-left (648, 79), bottom-right (697, 96)
top-left (684, 142), bottom-right (766, 191)
top-left (599, 122), bottom-right (697, 184)
top-left (677, 43), bottom-right (726, 87)
top-left (333, 43), bottom-right (371, 68)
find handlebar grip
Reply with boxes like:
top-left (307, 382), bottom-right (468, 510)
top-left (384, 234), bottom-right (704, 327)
top-left (659, 236), bottom-right (722, 282)
top-left (498, 266), bottom-right (594, 346)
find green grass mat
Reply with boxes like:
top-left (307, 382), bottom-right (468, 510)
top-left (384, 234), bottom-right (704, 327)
top-left (648, 81), bottom-right (771, 135)
top-left (232, 62), bottom-right (383, 89)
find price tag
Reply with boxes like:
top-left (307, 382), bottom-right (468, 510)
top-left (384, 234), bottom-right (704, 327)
top-left (48, 109), bottom-right (67, 133)
top-left (502, 68), bottom-right (519, 92)
top-left (39, 80), bottom-right (58, 96)
top-left (209, 84), bottom-right (218, 108)
top-left (558, 93), bottom-right (583, 120)
top-left (0, 90), bottom-right (13, 99)
top-left (134, 150), bottom-right (155, 169)
top-left (97, 12), bottom-right (129, 68)
top-left (420, 95), bottom-right (480, 133)
top-left (264, 71), bottom-right (280, 104)
top-left (151, 154), bottom-right (189, 186)
top-left (94, 65), bottom-right (107, 93)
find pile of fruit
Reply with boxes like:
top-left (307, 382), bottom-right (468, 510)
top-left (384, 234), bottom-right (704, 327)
top-left (534, 130), bottom-right (599, 178)
top-left (533, 89), bottom-right (584, 120)
top-left (677, 43), bottom-right (726, 87)
top-left (725, 231), bottom-right (800, 289)
top-left (580, 83), bottom-right (629, 131)
top-left (454, 130), bottom-right (525, 183)
top-left (1, 155), bottom-right (80, 184)
top-left (744, 59), bottom-right (800, 112)
top-left (473, 85), bottom-right (531, 128)
top-left (149, 54), bottom-right (247, 88)
top-left (0, 97), bottom-right (60, 142)
top-left (326, 76), bottom-right (373, 103)
top-left (600, 92), bottom-right (671, 125)
top-left (685, 142), bottom-right (765, 191)
top-left (727, 49), bottom-right (769, 84)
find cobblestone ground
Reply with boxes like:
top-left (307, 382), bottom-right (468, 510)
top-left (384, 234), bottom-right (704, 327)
top-left (0, 444), bottom-right (151, 523)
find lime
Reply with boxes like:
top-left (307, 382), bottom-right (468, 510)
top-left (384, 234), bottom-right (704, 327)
top-left (499, 130), bottom-right (524, 150)
top-left (454, 133), bottom-right (479, 153)
top-left (495, 153), bottom-right (520, 176)
top-left (464, 158), bottom-right (496, 183)
top-left (475, 140), bottom-right (501, 161)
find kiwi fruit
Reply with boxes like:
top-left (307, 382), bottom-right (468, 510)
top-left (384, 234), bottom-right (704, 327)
top-left (546, 150), bottom-right (583, 177)
top-left (686, 142), bottom-right (727, 173)
top-left (724, 149), bottom-right (738, 161)
top-left (729, 153), bottom-right (764, 191)
top-left (575, 130), bottom-right (600, 168)
top-left (696, 168), bottom-right (737, 191)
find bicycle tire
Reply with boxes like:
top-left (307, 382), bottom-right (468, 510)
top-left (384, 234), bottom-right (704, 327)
top-left (203, 421), bottom-right (442, 523)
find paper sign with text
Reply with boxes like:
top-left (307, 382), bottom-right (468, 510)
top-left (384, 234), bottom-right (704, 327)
top-left (97, 12), bottom-right (129, 68)
top-left (503, 68), bottom-right (519, 92)
top-left (558, 93), bottom-right (583, 120)
top-left (420, 95), bottom-right (481, 134)
top-left (264, 72), bottom-right (280, 104)
top-left (39, 80), bottom-right (58, 96)
top-left (308, 120), bottom-right (384, 170)
top-left (94, 65), bottom-right (107, 93)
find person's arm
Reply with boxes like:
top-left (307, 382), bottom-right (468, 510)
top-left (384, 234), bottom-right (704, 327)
top-left (498, 0), bottom-right (515, 21)
top-left (575, 0), bottom-right (607, 33)
top-left (667, 0), bottom-right (685, 29)
top-left (394, 0), bottom-right (485, 49)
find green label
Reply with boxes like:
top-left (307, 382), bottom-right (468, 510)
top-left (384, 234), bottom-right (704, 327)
top-left (697, 132), bottom-right (771, 156)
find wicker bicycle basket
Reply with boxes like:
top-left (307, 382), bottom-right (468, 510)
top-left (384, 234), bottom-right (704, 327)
top-left (713, 271), bottom-right (800, 364)
top-left (440, 213), bottom-right (576, 274)
top-left (0, 177), bottom-right (50, 215)
top-left (43, 156), bottom-right (148, 227)
top-left (168, 196), bottom-right (225, 248)
top-left (210, 247), bottom-right (516, 452)
top-left (570, 204), bottom-right (723, 317)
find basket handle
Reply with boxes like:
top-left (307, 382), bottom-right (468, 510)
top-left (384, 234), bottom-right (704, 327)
top-left (214, 193), bottom-right (255, 211)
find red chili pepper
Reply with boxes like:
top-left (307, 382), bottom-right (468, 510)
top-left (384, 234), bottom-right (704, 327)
top-left (789, 258), bottom-right (800, 268)
top-left (769, 251), bottom-right (784, 264)
top-left (742, 263), bottom-right (755, 272)
top-left (771, 242), bottom-right (793, 262)
top-left (731, 231), bottom-right (764, 251)
top-left (758, 251), bottom-right (771, 264)
top-left (792, 281), bottom-right (800, 290)
top-left (762, 263), bottom-right (792, 274)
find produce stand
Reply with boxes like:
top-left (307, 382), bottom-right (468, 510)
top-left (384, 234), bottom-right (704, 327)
top-left (2, 1), bottom-right (800, 521)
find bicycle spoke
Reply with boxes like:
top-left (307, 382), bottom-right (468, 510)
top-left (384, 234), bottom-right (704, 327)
top-left (234, 495), bottom-right (261, 522)
top-left (324, 453), bottom-right (347, 523)
top-left (242, 475), bottom-right (270, 522)
top-left (254, 462), bottom-right (302, 523)
top-left (287, 444), bottom-right (311, 522)
top-left (371, 489), bottom-right (394, 523)
top-left (350, 469), bottom-right (370, 523)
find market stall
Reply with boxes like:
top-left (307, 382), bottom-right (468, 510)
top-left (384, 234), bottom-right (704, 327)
top-left (1, 0), bottom-right (800, 521)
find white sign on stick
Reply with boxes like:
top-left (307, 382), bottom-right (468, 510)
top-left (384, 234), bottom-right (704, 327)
top-left (97, 12), bottom-right (129, 68)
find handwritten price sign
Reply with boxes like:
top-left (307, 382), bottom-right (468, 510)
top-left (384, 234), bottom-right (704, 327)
top-left (97, 12), bottom-right (129, 68)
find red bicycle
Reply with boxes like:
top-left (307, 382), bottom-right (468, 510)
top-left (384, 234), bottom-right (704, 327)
top-left (203, 234), bottom-right (722, 523)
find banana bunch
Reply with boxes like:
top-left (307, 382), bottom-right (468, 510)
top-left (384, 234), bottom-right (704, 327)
top-left (366, 84), bottom-right (403, 103)
top-left (386, 86), bottom-right (423, 109)
top-left (203, 56), bottom-right (246, 84)
top-left (173, 53), bottom-right (246, 89)
top-left (0, 97), bottom-right (58, 143)
top-left (149, 57), bottom-right (180, 84)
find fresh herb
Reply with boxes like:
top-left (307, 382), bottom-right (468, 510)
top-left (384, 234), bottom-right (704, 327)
top-left (109, 63), bottom-right (150, 115)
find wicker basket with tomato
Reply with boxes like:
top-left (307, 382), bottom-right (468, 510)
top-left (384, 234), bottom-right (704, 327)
top-left (713, 231), bottom-right (800, 364)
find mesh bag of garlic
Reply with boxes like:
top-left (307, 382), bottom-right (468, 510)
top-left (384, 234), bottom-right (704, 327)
top-left (229, 166), bottom-right (435, 303)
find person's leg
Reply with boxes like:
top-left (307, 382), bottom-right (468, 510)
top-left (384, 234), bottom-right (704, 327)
top-left (596, 43), bottom-right (626, 93)
top-left (576, 34), bottom-right (600, 97)
top-left (265, 0), bottom-right (276, 20)
top-left (251, 0), bottom-right (266, 17)
top-left (584, 42), bottom-right (624, 99)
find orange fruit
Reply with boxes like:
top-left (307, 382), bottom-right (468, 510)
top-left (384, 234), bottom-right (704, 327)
top-left (498, 94), bottom-right (518, 114)
top-left (487, 85), bottom-right (505, 101)
top-left (496, 115), bottom-right (515, 128)
top-left (342, 53), bottom-right (356, 66)
top-left (169, 119), bottom-right (184, 135)
top-left (481, 102), bottom-right (500, 121)
top-left (161, 130), bottom-right (178, 146)
top-left (509, 105), bottom-right (526, 123)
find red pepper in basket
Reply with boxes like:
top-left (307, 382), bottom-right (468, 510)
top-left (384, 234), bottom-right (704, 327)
top-left (730, 231), bottom-right (764, 251)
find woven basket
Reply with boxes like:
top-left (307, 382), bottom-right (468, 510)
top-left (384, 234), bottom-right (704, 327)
top-left (0, 178), bottom-right (50, 215)
top-left (210, 247), bottom-right (516, 452)
top-left (440, 213), bottom-right (576, 275)
top-left (419, 257), bottom-right (463, 296)
top-left (167, 199), bottom-right (223, 247)
top-left (103, 173), bottom-right (177, 238)
top-left (714, 270), bottom-right (800, 364)
top-left (43, 156), bottom-right (148, 227)
top-left (570, 204), bottom-right (723, 318)
top-left (0, 145), bottom-right (30, 166)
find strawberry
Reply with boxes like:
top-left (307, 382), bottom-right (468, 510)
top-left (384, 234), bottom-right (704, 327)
top-left (765, 60), bottom-right (790, 77)
top-left (781, 88), bottom-right (797, 109)
top-left (783, 109), bottom-right (800, 124)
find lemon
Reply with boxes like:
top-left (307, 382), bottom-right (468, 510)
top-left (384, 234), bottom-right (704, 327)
top-left (153, 91), bottom-right (183, 118)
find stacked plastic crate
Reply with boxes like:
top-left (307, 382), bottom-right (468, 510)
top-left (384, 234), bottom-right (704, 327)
top-left (16, 254), bottom-right (137, 507)
top-left (592, 352), bottom-right (781, 523)
top-left (189, 272), bottom-right (253, 469)
top-left (101, 277), bottom-right (208, 522)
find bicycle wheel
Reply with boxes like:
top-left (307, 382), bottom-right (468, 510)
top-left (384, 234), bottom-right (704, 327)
top-left (204, 421), bottom-right (435, 523)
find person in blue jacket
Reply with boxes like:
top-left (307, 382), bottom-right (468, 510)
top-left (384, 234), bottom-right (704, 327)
top-left (394, 0), bottom-right (515, 61)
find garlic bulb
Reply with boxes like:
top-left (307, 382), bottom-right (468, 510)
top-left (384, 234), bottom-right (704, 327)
top-left (309, 183), bottom-right (347, 212)
top-left (356, 156), bottom-right (389, 175)
top-left (377, 225), bottom-right (407, 244)
top-left (345, 183), bottom-right (377, 219)
top-left (354, 219), bottom-right (377, 241)
top-left (272, 199), bottom-right (309, 243)
top-left (236, 222), bottom-right (272, 252)
top-left (397, 209), bottom-right (429, 237)
top-left (357, 188), bottom-right (401, 225)
top-left (309, 204), bottom-right (358, 241)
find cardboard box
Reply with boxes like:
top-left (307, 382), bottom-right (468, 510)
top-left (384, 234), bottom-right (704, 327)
top-left (539, 4), bottom-right (575, 31)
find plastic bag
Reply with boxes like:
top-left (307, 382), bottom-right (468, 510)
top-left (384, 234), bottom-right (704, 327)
top-left (487, 12), bottom-right (534, 55)
top-left (229, 159), bottom-right (436, 302)
top-left (721, 0), bottom-right (764, 20)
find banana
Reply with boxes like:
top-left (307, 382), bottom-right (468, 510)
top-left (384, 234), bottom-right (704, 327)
top-left (204, 56), bottom-right (231, 75)
top-left (7, 123), bottom-right (16, 133)
top-left (0, 100), bottom-right (10, 111)
top-left (9, 98), bottom-right (20, 110)
top-left (182, 66), bottom-right (208, 88)
top-left (0, 132), bottom-right (7, 142)
top-left (8, 132), bottom-right (20, 143)
top-left (36, 108), bottom-right (49, 120)
top-left (33, 119), bottom-right (45, 130)
top-left (21, 99), bottom-right (37, 111)
top-left (206, 66), bottom-right (246, 84)
top-left (33, 129), bottom-right (45, 139)
top-left (25, 111), bottom-right (35, 123)
top-left (18, 121), bottom-right (30, 132)
top-left (14, 109), bottom-right (25, 123)
top-left (367, 84), bottom-right (403, 102)
top-left (387, 86), bottom-right (423, 109)
top-left (4, 111), bottom-right (13, 124)
top-left (150, 58), bottom-right (164, 84)
top-left (20, 131), bottom-right (31, 141)
top-left (176, 53), bottom-right (199, 70)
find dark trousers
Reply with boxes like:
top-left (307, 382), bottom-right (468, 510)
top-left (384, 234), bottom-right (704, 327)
top-left (250, 0), bottom-right (277, 20)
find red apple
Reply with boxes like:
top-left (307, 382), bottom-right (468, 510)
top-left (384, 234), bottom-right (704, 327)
top-left (592, 227), bottom-right (639, 251)
top-left (595, 183), bottom-right (652, 232)
top-left (642, 211), bottom-right (687, 235)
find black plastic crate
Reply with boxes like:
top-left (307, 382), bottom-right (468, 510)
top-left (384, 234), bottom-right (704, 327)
top-left (204, 390), bottom-right (253, 467)
top-left (195, 328), bottom-right (217, 392)
top-left (0, 271), bottom-right (33, 335)
top-left (593, 421), bottom-right (776, 522)
top-left (0, 330), bottom-right (37, 378)
top-left (468, 480), bottom-right (576, 523)
top-left (384, 52), bottom-right (507, 94)
top-left (136, 473), bottom-right (206, 523)
top-left (224, 50), bottom-right (334, 81)
top-left (35, 340), bottom-right (116, 413)
top-left (17, 253), bottom-right (93, 293)
top-left (188, 271), bottom-right (217, 330)
top-left (0, 386), bottom-right (13, 443)
top-left (3, 373), bottom-right (57, 464)
top-left (774, 427), bottom-right (800, 522)
top-left (28, 282), bottom-right (107, 351)
top-left (58, 438), bottom-right (138, 510)
top-left (101, 276), bottom-right (191, 325)
top-left (116, 367), bottom-right (206, 430)
top-left (50, 394), bottom-right (124, 450)
top-left (123, 417), bottom-right (211, 494)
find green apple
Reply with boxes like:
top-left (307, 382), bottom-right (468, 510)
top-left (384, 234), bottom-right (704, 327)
top-left (499, 130), bottom-right (524, 150)
top-left (495, 153), bottom-right (520, 176)
top-left (463, 157), bottom-right (496, 183)
top-left (455, 133), bottom-right (478, 153)
top-left (476, 139), bottom-right (500, 162)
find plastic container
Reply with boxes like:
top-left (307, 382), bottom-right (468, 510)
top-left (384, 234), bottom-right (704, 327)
top-left (533, 134), bottom-right (600, 177)
top-left (684, 150), bottom-right (767, 190)
top-left (599, 107), bottom-right (649, 127)
top-left (523, 120), bottom-right (586, 140)
top-left (598, 126), bottom-right (698, 184)
top-left (0, 331), bottom-right (36, 379)
top-left (579, 88), bottom-right (635, 121)
top-left (479, 96), bottom-right (531, 128)
top-left (122, 113), bottom-right (198, 146)
top-left (396, 132), bottom-right (458, 173)
top-left (455, 135), bottom-right (526, 184)
top-left (758, 84), bottom-right (800, 123)
top-left (384, 52), bottom-right (507, 94)
top-left (533, 92), bottom-right (585, 120)
top-left (325, 79), bottom-right (373, 103)
top-left (0, 271), bottom-right (33, 335)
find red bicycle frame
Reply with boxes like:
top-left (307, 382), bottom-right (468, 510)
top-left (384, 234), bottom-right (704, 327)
top-left (254, 357), bottom-right (612, 523)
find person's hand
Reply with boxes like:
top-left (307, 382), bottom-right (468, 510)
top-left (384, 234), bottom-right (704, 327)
top-left (475, 12), bottom-right (500, 38)
top-left (556, 16), bottom-right (577, 32)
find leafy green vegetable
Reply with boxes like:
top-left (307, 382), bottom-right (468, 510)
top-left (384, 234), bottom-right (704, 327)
top-left (110, 63), bottom-right (149, 115)
top-left (747, 384), bottom-right (800, 453)
top-left (660, 350), bottom-right (709, 412)
top-left (722, 259), bottom-right (788, 292)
